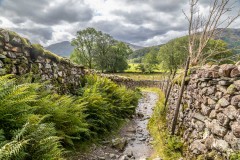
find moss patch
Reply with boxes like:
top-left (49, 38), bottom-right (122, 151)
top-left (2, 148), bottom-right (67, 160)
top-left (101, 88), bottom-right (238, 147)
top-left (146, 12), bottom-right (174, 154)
top-left (230, 151), bottom-right (240, 160)
top-left (227, 84), bottom-right (236, 95)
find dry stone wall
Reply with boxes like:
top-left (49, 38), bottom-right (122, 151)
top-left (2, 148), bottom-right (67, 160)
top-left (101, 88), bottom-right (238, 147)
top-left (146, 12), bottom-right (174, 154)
top-left (0, 28), bottom-right (84, 94)
top-left (167, 64), bottom-right (240, 159)
top-left (100, 74), bottom-right (163, 88)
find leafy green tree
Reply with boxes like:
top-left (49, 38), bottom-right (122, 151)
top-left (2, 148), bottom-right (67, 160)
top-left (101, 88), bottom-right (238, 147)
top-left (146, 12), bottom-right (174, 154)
top-left (136, 64), bottom-right (146, 73)
top-left (158, 36), bottom-right (234, 73)
top-left (71, 28), bottom-right (132, 73)
top-left (95, 32), bottom-right (115, 72)
top-left (142, 49), bottom-right (159, 73)
top-left (202, 39), bottom-right (234, 64)
top-left (71, 27), bottom-right (99, 69)
top-left (106, 42), bottom-right (132, 73)
top-left (158, 37), bottom-right (188, 73)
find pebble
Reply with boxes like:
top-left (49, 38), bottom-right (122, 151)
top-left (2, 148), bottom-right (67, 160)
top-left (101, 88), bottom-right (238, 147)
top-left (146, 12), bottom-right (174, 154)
top-left (125, 149), bottom-right (133, 157)
top-left (139, 137), bottom-right (147, 141)
top-left (109, 154), bottom-right (116, 159)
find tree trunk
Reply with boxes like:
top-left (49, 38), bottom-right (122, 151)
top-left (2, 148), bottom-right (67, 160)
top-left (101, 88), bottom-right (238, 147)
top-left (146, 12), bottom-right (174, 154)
top-left (171, 57), bottom-right (190, 135)
top-left (164, 70), bottom-right (177, 110)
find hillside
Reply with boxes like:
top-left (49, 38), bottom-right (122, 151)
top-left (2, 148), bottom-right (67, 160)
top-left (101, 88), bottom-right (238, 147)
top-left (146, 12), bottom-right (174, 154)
top-left (46, 41), bottom-right (143, 57)
top-left (129, 44), bottom-right (162, 59)
top-left (217, 28), bottom-right (240, 50)
top-left (44, 28), bottom-right (240, 60)
top-left (45, 41), bottom-right (74, 57)
top-left (130, 28), bottom-right (240, 60)
top-left (125, 42), bottom-right (143, 51)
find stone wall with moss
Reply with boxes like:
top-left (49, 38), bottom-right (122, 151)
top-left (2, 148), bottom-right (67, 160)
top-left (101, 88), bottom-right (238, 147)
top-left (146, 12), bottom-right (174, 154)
top-left (166, 64), bottom-right (240, 159)
top-left (0, 28), bottom-right (84, 94)
top-left (99, 73), bottom-right (163, 88)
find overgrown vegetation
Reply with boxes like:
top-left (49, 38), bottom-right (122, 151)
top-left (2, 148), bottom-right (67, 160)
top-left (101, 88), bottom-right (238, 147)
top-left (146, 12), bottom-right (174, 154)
top-left (145, 88), bottom-right (183, 160)
top-left (31, 44), bottom-right (64, 62)
top-left (0, 74), bottom-right (140, 159)
top-left (230, 151), bottom-right (240, 160)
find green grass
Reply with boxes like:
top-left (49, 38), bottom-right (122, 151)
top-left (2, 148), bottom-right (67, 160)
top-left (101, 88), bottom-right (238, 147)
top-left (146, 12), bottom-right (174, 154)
top-left (141, 88), bottom-right (183, 160)
top-left (125, 63), bottom-right (164, 73)
top-left (125, 63), bottom-right (140, 72)
top-left (112, 72), bottom-right (165, 81)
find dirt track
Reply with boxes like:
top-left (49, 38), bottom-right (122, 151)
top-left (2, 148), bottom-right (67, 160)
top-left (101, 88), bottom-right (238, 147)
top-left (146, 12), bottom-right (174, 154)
top-left (73, 92), bottom-right (158, 160)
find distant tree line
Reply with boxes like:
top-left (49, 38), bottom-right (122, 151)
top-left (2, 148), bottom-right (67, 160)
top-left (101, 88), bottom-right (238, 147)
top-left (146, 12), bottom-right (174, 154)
top-left (137, 36), bottom-right (234, 73)
top-left (70, 27), bottom-right (132, 73)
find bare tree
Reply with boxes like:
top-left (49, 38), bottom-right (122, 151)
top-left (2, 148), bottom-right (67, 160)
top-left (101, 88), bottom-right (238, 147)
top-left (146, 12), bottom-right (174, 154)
top-left (171, 0), bottom-right (240, 135)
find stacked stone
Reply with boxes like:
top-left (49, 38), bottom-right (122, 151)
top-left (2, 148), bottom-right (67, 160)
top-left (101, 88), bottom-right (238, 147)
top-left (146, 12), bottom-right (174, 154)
top-left (167, 64), bottom-right (240, 159)
top-left (100, 73), bottom-right (163, 89)
top-left (0, 28), bottom-right (84, 94)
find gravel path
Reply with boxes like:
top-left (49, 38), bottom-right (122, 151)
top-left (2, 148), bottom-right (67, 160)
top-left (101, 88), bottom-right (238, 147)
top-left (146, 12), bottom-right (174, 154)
top-left (72, 91), bottom-right (159, 160)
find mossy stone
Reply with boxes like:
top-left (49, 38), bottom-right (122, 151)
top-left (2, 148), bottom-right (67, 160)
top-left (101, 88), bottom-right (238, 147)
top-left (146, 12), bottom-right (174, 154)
top-left (4, 64), bottom-right (12, 73)
top-left (0, 54), bottom-right (7, 59)
top-left (31, 64), bottom-right (39, 73)
top-left (197, 155), bottom-right (205, 160)
top-left (0, 68), bottom-right (6, 75)
top-left (227, 84), bottom-right (236, 95)
top-left (207, 150), bottom-right (218, 159)
top-left (3, 58), bottom-right (12, 63)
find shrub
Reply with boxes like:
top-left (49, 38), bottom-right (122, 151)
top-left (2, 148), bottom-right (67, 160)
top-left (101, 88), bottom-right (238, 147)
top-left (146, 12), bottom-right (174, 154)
top-left (34, 94), bottom-right (89, 146)
top-left (81, 75), bottom-right (140, 136)
top-left (0, 75), bottom-right (40, 139)
top-left (0, 115), bottom-right (65, 160)
top-left (230, 151), bottom-right (240, 160)
top-left (0, 74), bottom-right (140, 158)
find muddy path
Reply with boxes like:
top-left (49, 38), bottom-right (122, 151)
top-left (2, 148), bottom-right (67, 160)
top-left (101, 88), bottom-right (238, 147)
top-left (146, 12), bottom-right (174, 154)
top-left (72, 91), bottom-right (159, 160)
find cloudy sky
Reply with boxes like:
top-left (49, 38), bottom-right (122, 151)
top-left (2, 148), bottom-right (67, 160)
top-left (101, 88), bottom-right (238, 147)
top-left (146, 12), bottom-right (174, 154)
top-left (0, 0), bottom-right (239, 47)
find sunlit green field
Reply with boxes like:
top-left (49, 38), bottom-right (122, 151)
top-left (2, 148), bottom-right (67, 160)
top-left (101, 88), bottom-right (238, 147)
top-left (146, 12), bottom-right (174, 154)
top-left (125, 63), bottom-right (164, 73)
top-left (112, 72), bottom-right (165, 81)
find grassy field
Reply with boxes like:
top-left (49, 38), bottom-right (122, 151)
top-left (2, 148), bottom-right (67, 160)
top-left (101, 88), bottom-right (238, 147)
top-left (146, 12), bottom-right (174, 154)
top-left (112, 72), bottom-right (165, 81)
top-left (125, 63), bottom-right (164, 73)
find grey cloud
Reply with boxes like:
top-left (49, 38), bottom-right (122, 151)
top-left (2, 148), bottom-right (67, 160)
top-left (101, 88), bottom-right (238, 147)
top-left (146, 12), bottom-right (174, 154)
top-left (150, 1), bottom-right (186, 12)
top-left (11, 27), bottom-right (53, 43)
top-left (92, 20), bottom-right (169, 43)
top-left (0, 0), bottom-right (93, 25)
top-left (111, 8), bottom-right (187, 40)
top-left (0, 0), bottom-right (239, 47)
top-left (112, 10), bottom-right (153, 25)
top-left (121, 0), bottom-right (186, 13)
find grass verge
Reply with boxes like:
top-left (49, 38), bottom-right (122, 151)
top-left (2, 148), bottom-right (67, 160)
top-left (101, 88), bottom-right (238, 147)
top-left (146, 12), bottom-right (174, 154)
top-left (141, 88), bottom-right (183, 160)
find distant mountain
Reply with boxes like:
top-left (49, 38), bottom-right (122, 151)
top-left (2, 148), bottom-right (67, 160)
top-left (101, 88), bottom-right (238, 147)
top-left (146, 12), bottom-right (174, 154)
top-left (130, 28), bottom-right (240, 60)
top-left (129, 44), bottom-right (163, 59)
top-left (46, 41), bottom-right (143, 57)
top-left (45, 28), bottom-right (240, 58)
top-left (124, 42), bottom-right (143, 51)
top-left (45, 41), bottom-right (74, 57)
top-left (216, 28), bottom-right (240, 50)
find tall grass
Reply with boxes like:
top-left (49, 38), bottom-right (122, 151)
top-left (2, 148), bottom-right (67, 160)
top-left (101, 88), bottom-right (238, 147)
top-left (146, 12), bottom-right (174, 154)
top-left (144, 88), bottom-right (183, 160)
